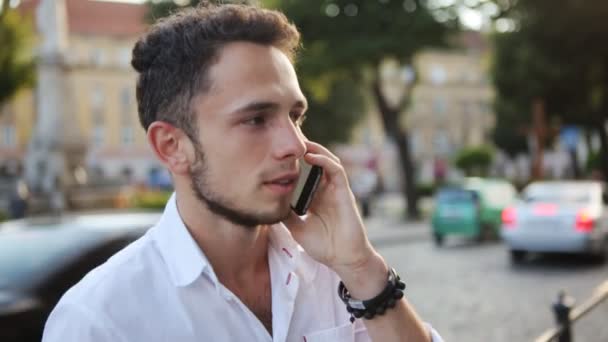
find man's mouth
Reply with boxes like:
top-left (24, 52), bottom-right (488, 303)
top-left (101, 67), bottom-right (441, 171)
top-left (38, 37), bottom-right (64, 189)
top-left (263, 173), bottom-right (298, 194)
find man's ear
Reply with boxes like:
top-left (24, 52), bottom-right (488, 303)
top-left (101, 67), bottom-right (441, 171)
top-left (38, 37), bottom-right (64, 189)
top-left (146, 121), bottom-right (193, 176)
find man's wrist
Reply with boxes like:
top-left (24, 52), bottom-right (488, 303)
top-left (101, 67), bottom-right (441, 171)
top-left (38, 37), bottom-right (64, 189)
top-left (333, 251), bottom-right (389, 300)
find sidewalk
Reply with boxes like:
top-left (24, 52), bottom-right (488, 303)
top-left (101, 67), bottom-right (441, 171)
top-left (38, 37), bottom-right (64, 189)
top-left (364, 215), bottom-right (431, 247)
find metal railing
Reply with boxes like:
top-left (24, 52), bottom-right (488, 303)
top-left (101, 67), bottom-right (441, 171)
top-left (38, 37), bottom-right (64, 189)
top-left (535, 280), bottom-right (608, 342)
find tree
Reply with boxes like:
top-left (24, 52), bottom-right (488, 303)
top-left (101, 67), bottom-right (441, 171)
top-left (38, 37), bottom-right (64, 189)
top-left (490, 0), bottom-right (608, 180)
top-left (0, 1), bottom-right (35, 110)
top-left (454, 145), bottom-right (494, 177)
top-left (279, 0), bottom-right (452, 219)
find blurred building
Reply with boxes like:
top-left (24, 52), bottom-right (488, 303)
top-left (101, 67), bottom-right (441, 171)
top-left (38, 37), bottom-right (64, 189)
top-left (351, 32), bottom-right (495, 189)
top-left (0, 0), bottom-right (161, 184)
top-left (408, 43), bottom-right (495, 183)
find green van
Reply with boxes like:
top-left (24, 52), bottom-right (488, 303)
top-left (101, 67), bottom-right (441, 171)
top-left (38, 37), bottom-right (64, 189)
top-left (431, 178), bottom-right (517, 246)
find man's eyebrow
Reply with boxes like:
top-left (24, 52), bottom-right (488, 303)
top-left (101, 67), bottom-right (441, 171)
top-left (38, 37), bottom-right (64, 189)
top-left (233, 99), bottom-right (308, 114)
top-left (235, 101), bottom-right (280, 113)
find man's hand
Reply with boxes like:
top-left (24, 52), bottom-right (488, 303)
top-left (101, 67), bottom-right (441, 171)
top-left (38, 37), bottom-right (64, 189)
top-left (283, 141), bottom-right (436, 342)
top-left (284, 141), bottom-right (388, 298)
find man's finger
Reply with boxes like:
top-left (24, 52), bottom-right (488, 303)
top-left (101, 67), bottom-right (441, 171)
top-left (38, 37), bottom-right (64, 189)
top-left (305, 141), bottom-right (340, 164)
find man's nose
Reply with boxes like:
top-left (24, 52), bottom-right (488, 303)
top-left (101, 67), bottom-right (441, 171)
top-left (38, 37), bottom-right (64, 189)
top-left (272, 118), bottom-right (306, 161)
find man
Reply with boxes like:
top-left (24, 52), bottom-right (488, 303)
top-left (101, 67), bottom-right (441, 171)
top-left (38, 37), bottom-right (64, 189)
top-left (43, 4), bottom-right (443, 342)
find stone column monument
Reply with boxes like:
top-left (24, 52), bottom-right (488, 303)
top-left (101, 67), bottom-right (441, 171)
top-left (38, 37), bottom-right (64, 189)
top-left (24, 0), bottom-right (85, 213)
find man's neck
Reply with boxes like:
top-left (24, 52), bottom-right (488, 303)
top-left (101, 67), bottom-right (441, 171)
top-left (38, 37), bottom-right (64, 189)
top-left (175, 190), bottom-right (271, 285)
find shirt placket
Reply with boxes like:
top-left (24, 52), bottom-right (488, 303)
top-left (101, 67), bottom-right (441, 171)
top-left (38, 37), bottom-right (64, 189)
top-left (270, 245), bottom-right (299, 342)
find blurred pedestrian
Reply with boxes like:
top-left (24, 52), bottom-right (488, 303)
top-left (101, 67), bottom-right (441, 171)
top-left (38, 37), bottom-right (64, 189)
top-left (43, 3), bottom-right (443, 342)
top-left (351, 166), bottom-right (379, 218)
top-left (8, 179), bottom-right (28, 219)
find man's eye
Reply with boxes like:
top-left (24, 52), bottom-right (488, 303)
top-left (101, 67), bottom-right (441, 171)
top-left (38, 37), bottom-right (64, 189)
top-left (245, 116), bottom-right (266, 126)
top-left (291, 112), bottom-right (307, 126)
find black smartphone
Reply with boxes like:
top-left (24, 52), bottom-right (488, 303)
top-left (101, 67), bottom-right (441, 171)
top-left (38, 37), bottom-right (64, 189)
top-left (290, 160), bottom-right (323, 215)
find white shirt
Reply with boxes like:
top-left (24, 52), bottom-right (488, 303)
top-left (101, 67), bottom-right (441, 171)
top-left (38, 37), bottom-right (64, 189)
top-left (43, 194), bottom-right (443, 342)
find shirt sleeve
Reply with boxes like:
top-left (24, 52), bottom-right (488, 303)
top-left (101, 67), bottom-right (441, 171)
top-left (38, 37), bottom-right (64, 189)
top-left (426, 323), bottom-right (445, 342)
top-left (42, 300), bottom-right (125, 342)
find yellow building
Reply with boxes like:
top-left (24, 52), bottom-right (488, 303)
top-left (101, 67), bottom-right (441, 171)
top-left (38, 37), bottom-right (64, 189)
top-left (0, 0), bottom-right (160, 183)
top-left (350, 32), bottom-right (495, 187)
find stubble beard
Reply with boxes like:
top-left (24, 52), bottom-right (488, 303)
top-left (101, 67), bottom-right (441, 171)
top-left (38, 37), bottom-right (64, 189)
top-left (188, 144), bottom-right (291, 228)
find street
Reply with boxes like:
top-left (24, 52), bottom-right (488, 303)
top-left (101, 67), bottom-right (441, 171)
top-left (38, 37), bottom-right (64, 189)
top-left (366, 219), bottom-right (608, 342)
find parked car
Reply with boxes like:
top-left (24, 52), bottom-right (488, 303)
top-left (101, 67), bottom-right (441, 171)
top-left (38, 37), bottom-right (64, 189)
top-left (431, 178), bottom-right (517, 246)
top-left (501, 181), bottom-right (608, 263)
top-left (0, 211), bottom-right (161, 342)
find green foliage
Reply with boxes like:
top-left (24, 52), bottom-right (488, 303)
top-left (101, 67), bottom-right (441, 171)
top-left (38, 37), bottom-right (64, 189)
top-left (279, 0), bottom-right (451, 72)
top-left (0, 7), bottom-right (35, 107)
top-left (0, 209), bottom-right (7, 222)
top-left (454, 145), bottom-right (494, 177)
top-left (415, 182), bottom-right (436, 197)
top-left (491, 0), bottom-right (608, 156)
top-left (132, 190), bottom-right (172, 210)
top-left (586, 150), bottom-right (600, 173)
top-left (145, 0), bottom-right (270, 22)
top-left (302, 75), bottom-right (365, 145)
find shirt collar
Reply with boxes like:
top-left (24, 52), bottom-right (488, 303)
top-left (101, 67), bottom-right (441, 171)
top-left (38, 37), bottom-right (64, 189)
top-left (151, 193), bottom-right (210, 287)
top-left (269, 223), bottom-right (319, 284)
top-left (152, 192), bottom-right (319, 287)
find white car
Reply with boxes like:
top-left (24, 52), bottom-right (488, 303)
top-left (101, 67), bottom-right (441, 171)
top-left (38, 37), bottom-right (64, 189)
top-left (501, 181), bottom-right (608, 263)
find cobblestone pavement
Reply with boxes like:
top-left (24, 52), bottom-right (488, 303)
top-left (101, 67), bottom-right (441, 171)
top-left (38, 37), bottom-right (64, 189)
top-left (368, 220), bottom-right (608, 342)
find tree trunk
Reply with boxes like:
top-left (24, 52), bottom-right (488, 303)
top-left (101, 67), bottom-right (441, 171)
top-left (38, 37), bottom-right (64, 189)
top-left (531, 98), bottom-right (546, 180)
top-left (596, 118), bottom-right (608, 182)
top-left (371, 76), bottom-right (419, 220)
top-left (1, 1), bottom-right (9, 16)
top-left (568, 148), bottom-right (581, 179)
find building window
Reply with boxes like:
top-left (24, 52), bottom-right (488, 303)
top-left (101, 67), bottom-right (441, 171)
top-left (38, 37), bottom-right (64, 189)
top-left (121, 126), bottom-right (134, 146)
top-left (433, 96), bottom-right (447, 116)
top-left (434, 129), bottom-right (451, 156)
top-left (118, 48), bottom-right (131, 68)
top-left (91, 84), bottom-right (104, 110)
top-left (90, 48), bottom-right (106, 66)
top-left (91, 85), bottom-right (105, 146)
top-left (429, 64), bottom-right (447, 85)
top-left (92, 126), bottom-right (104, 146)
top-left (120, 87), bottom-right (135, 146)
top-left (1, 125), bottom-right (16, 147)
top-left (120, 87), bottom-right (132, 124)
top-left (410, 132), bottom-right (421, 157)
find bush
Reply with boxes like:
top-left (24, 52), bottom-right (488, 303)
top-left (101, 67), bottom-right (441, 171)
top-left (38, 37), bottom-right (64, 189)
top-left (0, 210), bottom-right (7, 222)
top-left (586, 150), bottom-right (600, 173)
top-left (454, 145), bottom-right (495, 176)
top-left (133, 190), bottom-right (172, 210)
top-left (416, 183), bottom-right (436, 197)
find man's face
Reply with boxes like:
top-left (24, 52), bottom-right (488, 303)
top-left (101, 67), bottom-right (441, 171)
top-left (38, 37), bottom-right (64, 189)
top-left (188, 42), bottom-right (308, 227)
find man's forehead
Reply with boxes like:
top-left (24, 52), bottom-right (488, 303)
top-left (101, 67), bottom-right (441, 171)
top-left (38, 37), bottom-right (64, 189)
top-left (212, 42), bottom-right (295, 77)
top-left (200, 42), bottom-right (306, 108)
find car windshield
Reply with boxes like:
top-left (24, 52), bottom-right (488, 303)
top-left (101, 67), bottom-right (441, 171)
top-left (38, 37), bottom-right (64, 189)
top-left (437, 189), bottom-right (477, 203)
top-left (0, 228), bottom-right (101, 290)
top-left (522, 184), bottom-right (594, 204)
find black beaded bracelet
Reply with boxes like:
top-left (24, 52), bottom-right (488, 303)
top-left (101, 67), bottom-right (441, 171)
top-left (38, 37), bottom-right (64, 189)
top-left (338, 268), bottom-right (406, 323)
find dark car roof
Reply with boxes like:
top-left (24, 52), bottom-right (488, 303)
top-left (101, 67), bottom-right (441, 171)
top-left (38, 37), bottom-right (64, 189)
top-left (0, 211), bottom-right (162, 234)
top-left (0, 211), bottom-right (162, 292)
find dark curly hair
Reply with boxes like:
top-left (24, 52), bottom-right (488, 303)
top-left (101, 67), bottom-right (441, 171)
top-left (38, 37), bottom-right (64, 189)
top-left (131, 3), bottom-right (301, 141)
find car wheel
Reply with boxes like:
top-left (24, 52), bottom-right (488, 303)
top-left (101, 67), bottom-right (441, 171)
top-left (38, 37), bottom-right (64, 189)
top-left (592, 240), bottom-right (608, 264)
top-left (433, 233), bottom-right (444, 247)
top-left (510, 250), bottom-right (526, 264)
top-left (475, 223), bottom-right (491, 243)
